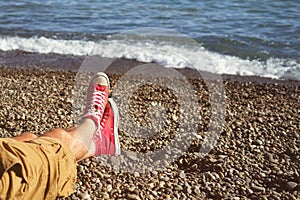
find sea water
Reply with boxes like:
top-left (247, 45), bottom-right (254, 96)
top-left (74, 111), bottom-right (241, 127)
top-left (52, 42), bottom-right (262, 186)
top-left (0, 0), bottom-right (299, 80)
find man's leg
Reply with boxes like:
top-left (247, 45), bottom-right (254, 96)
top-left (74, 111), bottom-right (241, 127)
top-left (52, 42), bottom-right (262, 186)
top-left (0, 72), bottom-right (120, 199)
top-left (9, 118), bottom-right (95, 161)
top-left (11, 133), bottom-right (38, 141)
top-left (41, 118), bottom-right (96, 161)
top-left (9, 72), bottom-right (120, 161)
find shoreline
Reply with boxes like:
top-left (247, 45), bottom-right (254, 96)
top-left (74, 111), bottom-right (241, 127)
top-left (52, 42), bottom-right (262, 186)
top-left (1, 50), bottom-right (299, 86)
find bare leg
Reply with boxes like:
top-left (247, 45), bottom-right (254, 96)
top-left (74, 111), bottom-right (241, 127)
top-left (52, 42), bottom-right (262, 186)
top-left (11, 119), bottom-right (95, 162)
top-left (10, 73), bottom-right (113, 161)
top-left (11, 133), bottom-right (38, 142)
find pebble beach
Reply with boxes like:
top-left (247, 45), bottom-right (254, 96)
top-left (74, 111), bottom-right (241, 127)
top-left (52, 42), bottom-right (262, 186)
top-left (1, 0), bottom-right (299, 199)
top-left (0, 56), bottom-right (299, 199)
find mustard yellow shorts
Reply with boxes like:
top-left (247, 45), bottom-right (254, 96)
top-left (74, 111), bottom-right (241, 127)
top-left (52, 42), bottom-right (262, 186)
top-left (0, 137), bottom-right (76, 200)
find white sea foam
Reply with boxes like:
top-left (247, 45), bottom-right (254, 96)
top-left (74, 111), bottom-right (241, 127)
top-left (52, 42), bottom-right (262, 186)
top-left (0, 35), bottom-right (299, 80)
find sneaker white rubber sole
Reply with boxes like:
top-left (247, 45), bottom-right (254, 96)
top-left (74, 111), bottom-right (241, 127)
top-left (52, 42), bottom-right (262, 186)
top-left (108, 98), bottom-right (121, 155)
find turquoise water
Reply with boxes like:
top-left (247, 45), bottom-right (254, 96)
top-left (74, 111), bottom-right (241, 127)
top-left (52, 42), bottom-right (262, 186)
top-left (0, 0), bottom-right (299, 80)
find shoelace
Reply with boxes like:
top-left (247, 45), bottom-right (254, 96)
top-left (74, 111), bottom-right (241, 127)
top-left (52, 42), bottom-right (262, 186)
top-left (85, 88), bottom-right (107, 139)
top-left (93, 107), bottom-right (109, 142)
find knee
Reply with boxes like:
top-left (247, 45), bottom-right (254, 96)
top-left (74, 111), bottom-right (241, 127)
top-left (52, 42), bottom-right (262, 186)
top-left (42, 128), bottom-right (69, 140)
top-left (25, 133), bottom-right (38, 140)
top-left (13, 133), bottom-right (38, 142)
top-left (51, 128), bottom-right (68, 135)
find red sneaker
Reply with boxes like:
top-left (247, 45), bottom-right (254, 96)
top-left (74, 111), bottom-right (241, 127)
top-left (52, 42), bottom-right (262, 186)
top-left (93, 98), bottom-right (120, 156)
top-left (82, 72), bottom-right (120, 155)
top-left (82, 72), bottom-right (110, 136)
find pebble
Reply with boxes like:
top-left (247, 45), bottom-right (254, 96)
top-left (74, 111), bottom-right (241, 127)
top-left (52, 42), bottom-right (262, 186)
top-left (109, 156), bottom-right (121, 166)
top-left (179, 170), bottom-right (186, 179)
top-left (174, 185), bottom-right (183, 191)
top-left (172, 114), bottom-right (178, 121)
top-left (265, 152), bottom-right (277, 163)
top-left (159, 181), bottom-right (165, 187)
top-left (286, 181), bottom-right (297, 190)
top-left (147, 182), bottom-right (155, 189)
top-left (106, 184), bottom-right (113, 192)
top-left (71, 194), bottom-right (79, 200)
top-left (159, 176), bottom-right (169, 182)
top-left (134, 171), bottom-right (140, 177)
top-left (78, 192), bottom-right (91, 200)
top-left (2, 69), bottom-right (299, 200)
top-left (251, 184), bottom-right (266, 193)
top-left (185, 186), bottom-right (192, 194)
top-left (127, 193), bottom-right (141, 200)
top-left (151, 190), bottom-right (158, 197)
top-left (101, 192), bottom-right (110, 199)
top-left (125, 151), bottom-right (138, 161)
